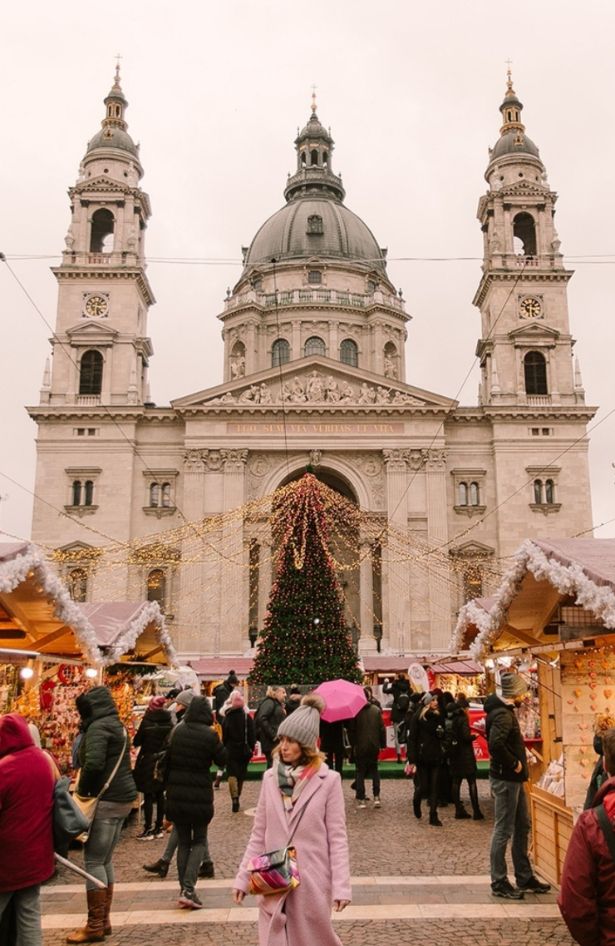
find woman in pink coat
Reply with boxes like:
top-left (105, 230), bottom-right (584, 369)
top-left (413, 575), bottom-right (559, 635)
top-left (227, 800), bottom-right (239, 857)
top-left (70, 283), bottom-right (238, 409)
top-left (233, 694), bottom-right (351, 946)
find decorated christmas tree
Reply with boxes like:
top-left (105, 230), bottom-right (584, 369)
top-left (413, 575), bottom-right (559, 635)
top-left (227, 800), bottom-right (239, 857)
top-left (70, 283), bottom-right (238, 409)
top-left (249, 472), bottom-right (361, 685)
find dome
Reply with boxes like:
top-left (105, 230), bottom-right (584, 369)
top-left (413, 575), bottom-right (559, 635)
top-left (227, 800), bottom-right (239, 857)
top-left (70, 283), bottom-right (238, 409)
top-left (491, 130), bottom-right (540, 160)
top-left (86, 126), bottom-right (139, 157)
top-left (243, 196), bottom-right (386, 271)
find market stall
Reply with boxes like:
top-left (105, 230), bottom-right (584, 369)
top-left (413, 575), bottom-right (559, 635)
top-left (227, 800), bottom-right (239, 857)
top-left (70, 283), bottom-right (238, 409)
top-left (452, 537), bottom-right (615, 885)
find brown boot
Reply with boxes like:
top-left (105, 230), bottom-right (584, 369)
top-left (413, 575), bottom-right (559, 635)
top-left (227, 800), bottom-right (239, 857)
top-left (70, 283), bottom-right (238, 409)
top-left (103, 883), bottom-right (113, 936)
top-left (66, 888), bottom-right (107, 943)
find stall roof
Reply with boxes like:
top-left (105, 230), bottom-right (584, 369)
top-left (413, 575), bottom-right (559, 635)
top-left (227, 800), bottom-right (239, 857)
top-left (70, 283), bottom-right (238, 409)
top-left (0, 541), bottom-right (101, 663)
top-left (191, 657), bottom-right (253, 680)
top-left (81, 602), bottom-right (177, 667)
top-left (451, 538), bottom-right (615, 660)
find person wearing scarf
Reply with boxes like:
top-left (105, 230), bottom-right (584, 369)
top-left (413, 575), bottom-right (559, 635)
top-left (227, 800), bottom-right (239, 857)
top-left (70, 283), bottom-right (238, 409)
top-left (233, 693), bottom-right (351, 946)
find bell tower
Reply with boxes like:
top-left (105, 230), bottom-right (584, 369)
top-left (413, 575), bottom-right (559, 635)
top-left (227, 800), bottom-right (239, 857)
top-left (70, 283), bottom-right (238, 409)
top-left (473, 71), bottom-right (584, 408)
top-left (45, 66), bottom-right (155, 407)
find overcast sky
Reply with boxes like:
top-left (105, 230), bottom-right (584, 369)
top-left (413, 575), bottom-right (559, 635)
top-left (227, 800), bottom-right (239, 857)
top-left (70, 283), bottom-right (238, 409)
top-left (1, 0), bottom-right (613, 543)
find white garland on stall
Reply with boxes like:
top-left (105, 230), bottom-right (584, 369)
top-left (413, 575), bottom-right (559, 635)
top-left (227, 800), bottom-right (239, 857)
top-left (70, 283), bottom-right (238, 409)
top-left (450, 539), bottom-right (615, 661)
top-left (0, 544), bottom-right (102, 665)
top-left (100, 600), bottom-right (179, 667)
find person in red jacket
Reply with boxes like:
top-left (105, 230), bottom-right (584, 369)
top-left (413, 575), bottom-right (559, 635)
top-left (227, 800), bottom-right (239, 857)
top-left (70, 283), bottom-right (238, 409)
top-left (0, 713), bottom-right (55, 946)
top-left (559, 727), bottom-right (615, 946)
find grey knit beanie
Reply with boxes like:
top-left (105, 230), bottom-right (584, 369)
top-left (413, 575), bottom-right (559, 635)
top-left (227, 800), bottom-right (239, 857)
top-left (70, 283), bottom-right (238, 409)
top-left (421, 692), bottom-right (436, 706)
top-left (176, 689), bottom-right (195, 708)
top-left (276, 693), bottom-right (325, 750)
top-left (499, 672), bottom-right (528, 700)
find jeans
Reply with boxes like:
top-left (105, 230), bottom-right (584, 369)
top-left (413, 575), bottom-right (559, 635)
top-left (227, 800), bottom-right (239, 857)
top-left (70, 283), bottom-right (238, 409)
top-left (175, 819), bottom-right (211, 894)
top-left (163, 824), bottom-right (211, 865)
top-left (355, 759), bottom-right (380, 800)
top-left (84, 813), bottom-right (125, 890)
top-left (0, 885), bottom-right (42, 946)
top-left (489, 777), bottom-right (533, 886)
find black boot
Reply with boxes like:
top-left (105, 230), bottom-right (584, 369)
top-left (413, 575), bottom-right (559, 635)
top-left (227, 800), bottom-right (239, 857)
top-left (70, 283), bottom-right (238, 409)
top-left (429, 810), bottom-right (443, 827)
top-left (455, 804), bottom-right (471, 819)
top-left (413, 795), bottom-right (422, 820)
top-left (143, 858), bottom-right (169, 878)
top-left (199, 861), bottom-right (215, 879)
top-left (473, 808), bottom-right (485, 820)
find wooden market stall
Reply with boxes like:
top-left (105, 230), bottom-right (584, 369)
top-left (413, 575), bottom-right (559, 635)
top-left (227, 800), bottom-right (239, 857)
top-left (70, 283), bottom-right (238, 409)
top-left (83, 601), bottom-right (177, 668)
top-left (452, 537), bottom-right (615, 886)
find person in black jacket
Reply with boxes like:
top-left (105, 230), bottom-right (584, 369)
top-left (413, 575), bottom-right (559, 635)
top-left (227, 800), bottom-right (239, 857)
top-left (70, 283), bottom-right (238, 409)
top-left (255, 686), bottom-right (286, 768)
top-left (133, 696), bottom-right (173, 839)
top-left (67, 686), bottom-right (137, 944)
top-left (212, 671), bottom-right (239, 716)
top-left (348, 696), bottom-right (386, 808)
top-left (383, 674), bottom-right (411, 761)
top-left (407, 693), bottom-right (445, 826)
top-left (164, 696), bottom-right (226, 909)
top-left (444, 700), bottom-right (483, 820)
top-left (486, 672), bottom-right (550, 900)
top-left (221, 691), bottom-right (255, 812)
top-left (584, 732), bottom-right (607, 810)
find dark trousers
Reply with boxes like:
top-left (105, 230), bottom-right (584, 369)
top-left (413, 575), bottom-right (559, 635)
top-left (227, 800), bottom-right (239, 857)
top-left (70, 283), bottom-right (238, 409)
top-left (326, 750), bottom-right (344, 774)
top-left (355, 758), bottom-right (380, 800)
top-left (176, 820), bottom-right (210, 895)
top-left (416, 763), bottom-right (441, 813)
top-left (452, 776), bottom-right (480, 812)
top-left (143, 790), bottom-right (165, 830)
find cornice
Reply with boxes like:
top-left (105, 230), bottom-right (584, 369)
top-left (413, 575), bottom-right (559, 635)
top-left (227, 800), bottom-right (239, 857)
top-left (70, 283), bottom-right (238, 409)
top-left (26, 405), bottom-right (181, 424)
top-left (473, 268), bottom-right (573, 308)
top-left (51, 268), bottom-right (155, 306)
top-left (218, 300), bottom-right (408, 325)
top-left (175, 403), bottom-right (451, 419)
top-left (446, 405), bottom-right (597, 423)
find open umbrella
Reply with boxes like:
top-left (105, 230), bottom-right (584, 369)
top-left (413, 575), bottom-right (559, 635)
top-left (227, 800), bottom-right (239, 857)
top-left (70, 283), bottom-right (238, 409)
top-left (314, 679), bottom-right (367, 723)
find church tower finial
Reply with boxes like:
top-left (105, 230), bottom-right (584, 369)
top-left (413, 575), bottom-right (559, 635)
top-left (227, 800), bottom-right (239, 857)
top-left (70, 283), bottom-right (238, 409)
top-left (311, 85), bottom-right (317, 115)
top-left (284, 100), bottom-right (345, 202)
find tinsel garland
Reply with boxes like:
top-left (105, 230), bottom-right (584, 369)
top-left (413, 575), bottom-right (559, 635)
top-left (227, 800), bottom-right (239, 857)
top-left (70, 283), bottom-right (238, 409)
top-left (99, 600), bottom-right (178, 667)
top-left (451, 539), bottom-right (615, 660)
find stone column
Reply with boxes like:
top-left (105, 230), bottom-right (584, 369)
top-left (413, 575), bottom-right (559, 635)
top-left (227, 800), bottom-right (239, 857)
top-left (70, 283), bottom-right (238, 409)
top-left (245, 319), bottom-right (258, 376)
top-left (292, 321), bottom-right (301, 361)
top-left (176, 449), bottom-right (207, 655)
top-left (219, 449), bottom-right (249, 653)
top-left (359, 538), bottom-right (374, 644)
top-left (382, 449), bottom-right (410, 654)
top-left (425, 448), bottom-right (451, 651)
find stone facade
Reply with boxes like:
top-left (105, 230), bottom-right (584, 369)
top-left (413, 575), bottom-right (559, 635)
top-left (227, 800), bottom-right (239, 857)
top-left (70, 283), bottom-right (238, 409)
top-left (28, 74), bottom-right (596, 661)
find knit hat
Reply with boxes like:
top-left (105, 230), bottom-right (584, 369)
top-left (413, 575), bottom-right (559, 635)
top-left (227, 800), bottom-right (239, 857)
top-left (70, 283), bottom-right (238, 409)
top-left (421, 692), bottom-right (436, 706)
top-left (500, 672), bottom-right (528, 700)
top-left (148, 695), bottom-right (166, 711)
top-left (175, 689), bottom-right (195, 708)
top-left (230, 689), bottom-right (244, 708)
top-left (276, 693), bottom-right (325, 750)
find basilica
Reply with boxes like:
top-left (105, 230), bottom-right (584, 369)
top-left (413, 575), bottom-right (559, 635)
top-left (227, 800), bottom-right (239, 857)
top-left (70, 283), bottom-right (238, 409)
top-left (28, 69), bottom-right (595, 660)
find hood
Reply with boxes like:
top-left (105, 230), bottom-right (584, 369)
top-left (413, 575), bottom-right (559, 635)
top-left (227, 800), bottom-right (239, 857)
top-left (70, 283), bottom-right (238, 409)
top-left (484, 694), bottom-right (509, 714)
top-left (76, 685), bottom-right (118, 723)
top-left (146, 707), bottom-right (172, 724)
top-left (184, 695), bottom-right (213, 726)
top-left (593, 733), bottom-right (603, 756)
top-left (0, 713), bottom-right (34, 758)
top-left (593, 774), bottom-right (615, 807)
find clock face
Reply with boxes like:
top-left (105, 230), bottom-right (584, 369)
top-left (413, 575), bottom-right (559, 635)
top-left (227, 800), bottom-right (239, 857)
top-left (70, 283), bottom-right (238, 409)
top-left (84, 294), bottom-right (109, 318)
top-left (519, 296), bottom-right (542, 319)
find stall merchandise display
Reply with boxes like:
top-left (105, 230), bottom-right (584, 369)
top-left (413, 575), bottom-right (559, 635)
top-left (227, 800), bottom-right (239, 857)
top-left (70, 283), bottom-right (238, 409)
top-left (0, 664), bottom-right (19, 713)
top-left (536, 756), bottom-right (565, 798)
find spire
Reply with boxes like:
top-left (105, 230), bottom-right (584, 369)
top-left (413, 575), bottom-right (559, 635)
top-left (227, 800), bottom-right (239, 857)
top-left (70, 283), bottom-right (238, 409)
top-left (487, 70), bottom-right (542, 169)
top-left (84, 61), bottom-right (139, 161)
top-left (102, 60), bottom-right (128, 133)
top-left (284, 99), bottom-right (345, 202)
top-left (499, 66), bottom-right (525, 135)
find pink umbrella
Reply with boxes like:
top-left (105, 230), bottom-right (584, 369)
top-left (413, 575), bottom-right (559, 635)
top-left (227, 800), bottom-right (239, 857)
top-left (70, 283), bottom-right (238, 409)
top-left (314, 679), bottom-right (367, 723)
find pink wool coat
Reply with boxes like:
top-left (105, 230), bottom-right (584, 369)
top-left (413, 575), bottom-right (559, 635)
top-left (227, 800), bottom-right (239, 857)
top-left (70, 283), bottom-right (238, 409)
top-left (234, 763), bottom-right (351, 946)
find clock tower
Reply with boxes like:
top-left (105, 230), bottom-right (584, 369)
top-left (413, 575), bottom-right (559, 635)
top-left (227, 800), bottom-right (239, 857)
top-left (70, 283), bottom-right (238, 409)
top-left (473, 71), bottom-right (584, 408)
top-left (44, 66), bottom-right (155, 408)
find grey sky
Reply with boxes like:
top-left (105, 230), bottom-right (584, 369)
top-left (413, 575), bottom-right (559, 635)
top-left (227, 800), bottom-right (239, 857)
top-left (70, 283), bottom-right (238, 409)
top-left (1, 0), bottom-right (613, 542)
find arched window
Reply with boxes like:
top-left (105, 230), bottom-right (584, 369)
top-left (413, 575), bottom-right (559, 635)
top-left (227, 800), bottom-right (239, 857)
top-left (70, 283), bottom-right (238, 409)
top-left (161, 483), bottom-right (171, 507)
top-left (340, 338), bottom-right (359, 367)
top-left (304, 336), bottom-right (326, 357)
top-left (300, 151), bottom-right (307, 167)
top-left (524, 351), bottom-right (548, 395)
top-left (72, 480), bottom-right (82, 506)
top-left (458, 482), bottom-right (468, 506)
top-left (272, 338), bottom-right (290, 367)
top-left (149, 483), bottom-right (160, 507)
top-left (322, 150), bottom-right (328, 168)
top-left (90, 208), bottom-right (115, 253)
top-left (307, 269), bottom-right (322, 284)
top-left (307, 215), bottom-right (323, 235)
top-left (84, 481), bottom-right (94, 506)
top-left (533, 479), bottom-right (543, 504)
top-left (310, 149), bottom-right (318, 166)
top-left (469, 482), bottom-right (480, 506)
top-left (545, 479), bottom-right (555, 504)
top-left (68, 568), bottom-right (88, 603)
top-left (79, 350), bottom-right (103, 395)
top-left (146, 569), bottom-right (166, 611)
top-left (513, 212), bottom-right (537, 256)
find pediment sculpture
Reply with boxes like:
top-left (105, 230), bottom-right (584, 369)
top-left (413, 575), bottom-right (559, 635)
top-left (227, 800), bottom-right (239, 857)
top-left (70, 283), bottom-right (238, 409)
top-left (205, 369), bottom-right (424, 407)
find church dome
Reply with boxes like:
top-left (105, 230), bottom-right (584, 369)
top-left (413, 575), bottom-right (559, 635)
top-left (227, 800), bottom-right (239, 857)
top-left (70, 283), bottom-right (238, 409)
top-left (86, 126), bottom-right (138, 157)
top-left (244, 196), bottom-right (386, 270)
top-left (491, 130), bottom-right (540, 160)
top-left (488, 72), bottom-right (543, 167)
top-left (83, 67), bottom-right (139, 161)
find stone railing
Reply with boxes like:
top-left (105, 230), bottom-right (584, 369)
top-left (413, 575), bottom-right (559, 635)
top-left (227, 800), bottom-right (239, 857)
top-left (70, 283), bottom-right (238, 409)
top-left (224, 288), bottom-right (405, 313)
top-left (526, 395), bottom-right (551, 407)
top-left (76, 395), bottom-right (101, 406)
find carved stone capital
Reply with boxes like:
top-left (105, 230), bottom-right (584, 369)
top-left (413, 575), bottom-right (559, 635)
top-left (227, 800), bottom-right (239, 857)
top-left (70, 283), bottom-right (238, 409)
top-left (183, 448), bottom-right (206, 472)
top-left (309, 449), bottom-right (323, 468)
top-left (221, 448), bottom-right (249, 471)
top-left (382, 448), bottom-right (407, 469)
top-left (426, 448), bottom-right (447, 470)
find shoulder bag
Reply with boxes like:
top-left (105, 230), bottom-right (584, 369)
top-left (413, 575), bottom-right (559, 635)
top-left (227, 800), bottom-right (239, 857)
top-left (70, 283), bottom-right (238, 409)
top-left (73, 729), bottom-right (128, 841)
top-left (44, 753), bottom-right (91, 855)
top-left (246, 792), bottom-right (313, 896)
top-left (243, 713), bottom-right (253, 763)
top-left (596, 802), bottom-right (615, 861)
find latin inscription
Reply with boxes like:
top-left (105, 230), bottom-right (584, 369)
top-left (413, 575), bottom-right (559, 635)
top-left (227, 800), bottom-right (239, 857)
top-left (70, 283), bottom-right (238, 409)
top-left (227, 422), bottom-right (404, 435)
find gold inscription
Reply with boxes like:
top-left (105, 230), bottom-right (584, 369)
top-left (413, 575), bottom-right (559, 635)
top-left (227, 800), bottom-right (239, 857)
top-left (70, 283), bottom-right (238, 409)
top-left (227, 422), bottom-right (403, 434)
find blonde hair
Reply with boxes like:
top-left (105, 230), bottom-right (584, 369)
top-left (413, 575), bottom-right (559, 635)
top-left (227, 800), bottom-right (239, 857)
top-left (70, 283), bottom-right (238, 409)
top-left (272, 742), bottom-right (325, 769)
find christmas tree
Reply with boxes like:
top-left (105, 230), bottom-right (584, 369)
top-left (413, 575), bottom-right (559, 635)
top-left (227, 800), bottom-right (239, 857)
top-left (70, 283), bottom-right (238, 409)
top-left (249, 472), bottom-right (361, 685)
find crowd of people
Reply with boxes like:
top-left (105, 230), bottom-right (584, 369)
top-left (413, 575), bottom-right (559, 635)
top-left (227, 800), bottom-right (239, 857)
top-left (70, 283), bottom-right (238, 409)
top-left (1, 668), bottom-right (614, 946)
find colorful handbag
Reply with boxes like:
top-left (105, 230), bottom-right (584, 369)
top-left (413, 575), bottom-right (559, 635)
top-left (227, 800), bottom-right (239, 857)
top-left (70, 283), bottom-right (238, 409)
top-left (246, 794), bottom-right (311, 896)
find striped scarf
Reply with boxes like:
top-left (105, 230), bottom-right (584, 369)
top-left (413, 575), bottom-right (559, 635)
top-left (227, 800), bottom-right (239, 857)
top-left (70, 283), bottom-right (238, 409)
top-left (277, 761), bottom-right (318, 812)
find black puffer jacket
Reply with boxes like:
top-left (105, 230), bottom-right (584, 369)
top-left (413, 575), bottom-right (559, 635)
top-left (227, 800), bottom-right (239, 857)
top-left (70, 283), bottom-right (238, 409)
top-left (76, 686), bottom-right (137, 803)
top-left (165, 696), bottom-right (226, 823)
top-left (256, 696), bottom-right (286, 753)
top-left (485, 694), bottom-right (528, 782)
top-left (407, 707), bottom-right (445, 766)
top-left (445, 703), bottom-right (477, 779)
top-left (133, 708), bottom-right (173, 793)
top-left (349, 703), bottom-right (386, 762)
top-left (222, 707), bottom-right (256, 777)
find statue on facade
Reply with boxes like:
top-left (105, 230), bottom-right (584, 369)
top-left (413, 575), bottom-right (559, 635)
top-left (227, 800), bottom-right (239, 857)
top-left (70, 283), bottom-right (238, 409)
top-left (230, 352), bottom-right (246, 379)
top-left (240, 384), bottom-right (260, 403)
top-left (325, 376), bottom-right (340, 402)
top-left (306, 370), bottom-right (325, 402)
top-left (259, 383), bottom-right (272, 404)
top-left (383, 354), bottom-right (398, 379)
top-left (338, 380), bottom-right (354, 402)
top-left (358, 382), bottom-right (376, 404)
top-left (376, 386), bottom-right (391, 404)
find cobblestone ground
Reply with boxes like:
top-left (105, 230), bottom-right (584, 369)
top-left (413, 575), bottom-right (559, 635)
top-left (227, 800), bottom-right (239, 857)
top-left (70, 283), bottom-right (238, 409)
top-left (43, 779), bottom-right (577, 946)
